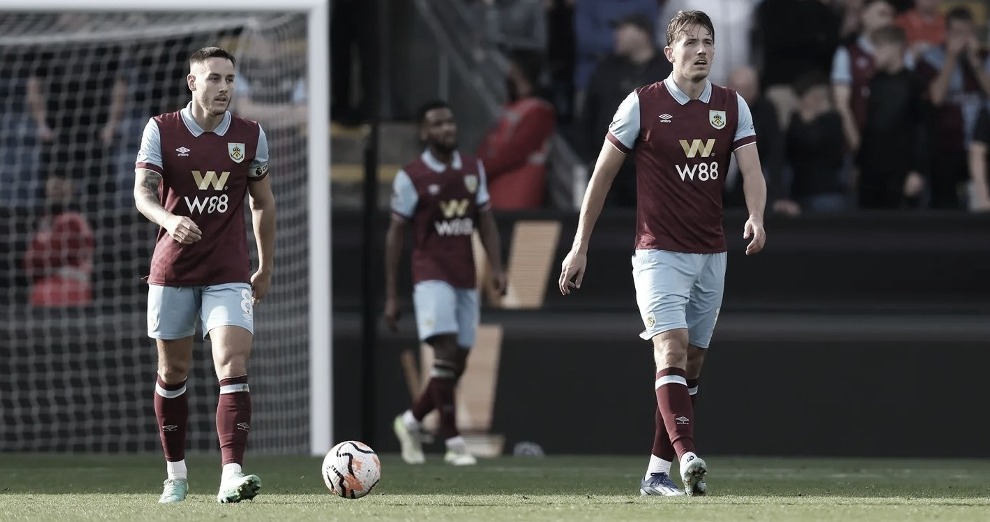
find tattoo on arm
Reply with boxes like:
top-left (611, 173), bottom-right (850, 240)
top-left (138, 172), bottom-right (162, 203)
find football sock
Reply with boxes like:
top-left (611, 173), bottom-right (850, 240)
top-left (445, 435), bottom-right (467, 452)
top-left (166, 459), bottom-right (188, 481)
top-left (428, 361), bottom-right (459, 439)
top-left (401, 409), bottom-right (421, 430)
top-left (651, 404), bottom-right (676, 464)
top-left (410, 380), bottom-right (436, 422)
top-left (655, 368), bottom-right (695, 459)
top-left (155, 375), bottom-right (188, 466)
top-left (222, 463), bottom-right (242, 481)
top-left (645, 453), bottom-right (672, 478)
top-left (217, 375), bottom-right (251, 466)
top-left (687, 378), bottom-right (699, 405)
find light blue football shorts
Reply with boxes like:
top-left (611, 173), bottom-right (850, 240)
top-left (147, 282), bottom-right (254, 340)
top-left (412, 280), bottom-right (479, 348)
top-left (631, 249), bottom-right (726, 349)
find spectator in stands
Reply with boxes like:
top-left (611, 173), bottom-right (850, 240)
top-left (831, 0), bottom-right (896, 155)
top-left (23, 175), bottom-right (95, 307)
top-left (573, 0), bottom-right (659, 115)
top-left (26, 15), bottom-right (127, 213)
top-left (754, 0), bottom-right (840, 130)
top-left (658, 0), bottom-right (756, 86)
top-left (724, 66), bottom-right (793, 216)
top-left (477, 50), bottom-right (557, 210)
top-left (915, 6), bottom-right (990, 209)
top-left (785, 73), bottom-right (848, 213)
top-left (837, 0), bottom-right (867, 42)
top-left (472, 0), bottom-right (547, 53)
top-left (968, 107), bottom-right (990, 212)
top-left (581, 12), bottom-right (672, 208)
top-left (895, 0), bottom-right (945, 60)
top-left (857, 25), bottom-right (927, 209)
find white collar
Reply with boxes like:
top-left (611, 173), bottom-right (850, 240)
top-left (421, 149), bottom-right (462, 172)
top-left (663, 74), bottom-right (713, 105)
top-left (180, 102), bottom-right (232, 136)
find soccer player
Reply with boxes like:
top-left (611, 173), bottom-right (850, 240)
top-left (133, 47), bottom-right (276, 504)
top-left (386, 101), bottom-right (507, 466)
top-left (558, 10), bottom-right (766, 496)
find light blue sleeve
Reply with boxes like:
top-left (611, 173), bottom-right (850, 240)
top-left (607, 91), bottom-right (641, 151)
top-left (734, 93), bottom-right (757, 142)
top-left (476, 159), bottom-right (491, 208)
top-left (390, 169), bottom-right (418, 218)
top-left (831, 47), bottom-right (851, 84)
top-left (135, 118), bottom-right (163, 169)
top-left (249, 125), bottom-right (270, 179)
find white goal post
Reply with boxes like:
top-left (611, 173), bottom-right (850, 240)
top-left (0, 0), bottom-right (332, 456)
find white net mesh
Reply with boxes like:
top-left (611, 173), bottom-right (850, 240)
top-left (0, 11), bottom-right (312, 454)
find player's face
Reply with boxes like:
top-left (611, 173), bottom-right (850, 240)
top-left (188, 57), bottom-right (235, 116)
top-left (665, 24), bottom-right (714, 83)
top-left (421, 107), bottom-right (458, 154)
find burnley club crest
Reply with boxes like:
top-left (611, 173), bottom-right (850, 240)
top-left (464, 174), bottom-right (478, 194)
top-left (709, 110), bottom-right (726, 130)
top-left (228, 143), bottom-right (245, 163)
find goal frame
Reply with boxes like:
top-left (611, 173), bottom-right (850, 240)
top-left (0, 0), bottom-right (333, 457)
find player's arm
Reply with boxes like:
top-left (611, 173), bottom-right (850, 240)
top-left (559, 91), bottom-right (638, 295)
top-left (247, 127), bottom-right (276, 302)
top-left (734, 93), bottom-right (766, 256)
top-left (133, 119), bottom-right (201, 244)
top-left (384, 170), bottom-right (417, 331)
top-left (475, 161), bottom-right (506, 295)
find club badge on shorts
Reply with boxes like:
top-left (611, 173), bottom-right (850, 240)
top-left (709, 110), bottom-right (726, 130)
top-left (464, 174), bottom-right (478, 194)
top-left (228, 143), bottom-right (246, 163)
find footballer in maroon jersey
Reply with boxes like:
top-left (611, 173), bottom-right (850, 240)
top-left (385, 101), bottom-right (506, 466)
top-left (134, 47), bottom-right (274, 504)
top-left (560, 10), bottom-right (767, 496)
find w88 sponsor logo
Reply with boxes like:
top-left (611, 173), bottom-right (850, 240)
top-left (675, 162), bottom-right (719, 182)
top-left (184, 194), bottom-right (230, 214)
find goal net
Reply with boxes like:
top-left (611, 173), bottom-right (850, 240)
top-left (0, 4), bottom-right (331, 455)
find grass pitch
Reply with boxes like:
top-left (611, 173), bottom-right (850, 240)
top-left (1, 454), bottom-right (989, 521)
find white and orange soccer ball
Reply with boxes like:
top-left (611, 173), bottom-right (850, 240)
top-left (322, 440), bottom-right (381, 499)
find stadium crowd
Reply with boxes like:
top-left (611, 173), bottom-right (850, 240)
top-left (450, 0), bottom-right (990, 212)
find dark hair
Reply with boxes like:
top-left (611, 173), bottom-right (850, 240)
top-left (665, 10), bottom-right (715, 47)
top-left (416, 100), bottom-right (451, 126)
top-left (792, 71), bottom-right (829, 97)
top-left (945, 6), bottom-right (974, 26)
top-left (872, 24), bottom-right (906, 46)
top-left (189, 46), bottom-right (236, 68)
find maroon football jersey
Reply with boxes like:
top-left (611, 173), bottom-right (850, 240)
top-left (136, 110), bottom-right (266, 286)
top-left (392, 152), bottom-right (489, 289)
top-left (607, 78), bottom-right (757, 253)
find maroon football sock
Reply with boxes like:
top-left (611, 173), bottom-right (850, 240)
top-left (653, 378), bottom-right (699, 461)
top-left (411, 379), bottom-right (437, 421)
top-left (687, 378), bottom-right (699, 406)
top-left (429, 377), bottom-right (459, 439)
top-left (154, 375), bottom-right (188, 462)
top-left (217, 375), bottom-right (251, 466)
top-left (655, 368), bottom-right (695, 459)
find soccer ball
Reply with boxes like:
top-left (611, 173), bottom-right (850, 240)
top-left (322, 440), bottom-right (381, 499)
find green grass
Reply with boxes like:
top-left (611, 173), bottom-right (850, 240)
top-left (2, 454), bottom-right (989, 521)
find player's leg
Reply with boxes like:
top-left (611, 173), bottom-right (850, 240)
top-left (632, 250), bottom-right (695, 496)
top-left (202, 283), bottom-right (261, 503)
top-left (679, 251), bottom-right (727, 495)
top-left (440, 287), bottom-right (481, 466)
top-left (148, 284), bottom-right (199, 503)
top-left (394, 281), bottom-right (456, 463)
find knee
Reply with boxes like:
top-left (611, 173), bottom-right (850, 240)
top-left (158, 360), bottom-right (190, 383)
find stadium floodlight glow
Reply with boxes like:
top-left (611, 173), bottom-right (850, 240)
top-left (0, 0), bottom-right (332, 457)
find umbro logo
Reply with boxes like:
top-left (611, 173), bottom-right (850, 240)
top-left (659, 114), bottom-right (673, 123)
top-left (675, 416), bottom-right (690, 425)
top-left (176, 147), bottom-right (191, 156)
top-left (236, 422), bottom-right (250, 432)
top-left (162, 424), bottom-right (178, 432)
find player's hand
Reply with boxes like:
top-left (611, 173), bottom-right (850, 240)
top-left (163, 214), bottom-right (202, 244)
top-left (384, 297), bottom-right (401, 332)
top-left (743, 217), bottom-right (766, 256)
top-left (491, 269), bottom-right (508, 296)
top-left (250, 269), bottom-right (272, 304)
top-left (558, 250), bottom-right (587, 295)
